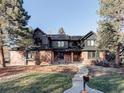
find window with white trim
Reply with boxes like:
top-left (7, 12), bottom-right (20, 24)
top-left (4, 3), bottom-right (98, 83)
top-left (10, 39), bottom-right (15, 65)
top-left (87, 40), bottom-right (95, 46)
top-left (58, 41), bottom-right (64, 47)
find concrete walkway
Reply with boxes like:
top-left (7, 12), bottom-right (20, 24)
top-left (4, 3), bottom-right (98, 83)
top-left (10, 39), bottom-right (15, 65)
top-left (64, 64), bottom-right (104, 93)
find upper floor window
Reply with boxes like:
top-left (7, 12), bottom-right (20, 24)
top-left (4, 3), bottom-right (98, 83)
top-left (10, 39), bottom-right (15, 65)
top-left (87, 40), bottom-right (95, 46)
top-left (58, 41), bottom-right (64, 47)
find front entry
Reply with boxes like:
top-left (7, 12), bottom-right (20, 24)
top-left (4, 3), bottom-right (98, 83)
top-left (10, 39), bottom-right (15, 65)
top-left (54, 51), bottom-right (81, 64)
top-left (54, 52), bottom-right (64, 61)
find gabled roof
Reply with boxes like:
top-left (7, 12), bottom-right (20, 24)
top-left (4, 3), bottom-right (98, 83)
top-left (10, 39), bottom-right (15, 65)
top-left (33, 28), bottom-right (95, 41)
top-left (33, 28), bottom-right (46, 35)
top-left (33, 28), bottom-right (47, 39)
top-left (80, 31), bottom-right (95, 40)
top-left (70, 36), bottom-right (82, 41)
top-left (49, 34), bottom-right (70, 40)
top-left (48, 35), bottom-right (83, 41)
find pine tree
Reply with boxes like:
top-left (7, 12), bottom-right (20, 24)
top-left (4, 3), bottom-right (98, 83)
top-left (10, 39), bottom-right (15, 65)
top-left (58, 27), bottom-right (65, 35)
top-left (98, 0), bottom-right (124, 65)
top-left (0, 0), bottom-right (31, 67)
top-left (0, 1), bottom-right (9, 67)
top-left (97, 20), bottom-right (120, 51)
top-left (99, 0), bottom-right (124, 31)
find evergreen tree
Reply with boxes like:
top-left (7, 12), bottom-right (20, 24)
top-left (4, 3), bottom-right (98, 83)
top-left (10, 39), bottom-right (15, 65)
top-left (99, 0), bottom-right (124, 31)
top-left (98, 0), bottom-right (124, 65)
top-left (97, 20), bottom-right (120, 52)
top-left (58, 27), bottom-right (65, 35)
top-left (0, 0), bottom-right (31, 67)
top-left (0, 20), bottom-right (6, 67)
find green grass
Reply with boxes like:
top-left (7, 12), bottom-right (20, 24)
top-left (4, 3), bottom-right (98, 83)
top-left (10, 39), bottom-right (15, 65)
top-left (0, 73), bottom-right (73, 93)
top-left (88, 73), bottom-right (124, 93)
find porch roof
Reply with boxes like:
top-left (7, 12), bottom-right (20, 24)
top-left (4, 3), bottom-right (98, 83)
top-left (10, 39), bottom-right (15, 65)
top-left (53, 48), bottom-right (81, 52)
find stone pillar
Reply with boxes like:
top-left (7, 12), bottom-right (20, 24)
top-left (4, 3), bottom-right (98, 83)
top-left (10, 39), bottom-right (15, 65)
top-left (80, 52), bottom-right (88, 61)
top-left (71, 52), bottom-right (74, 63)
top-left (39, 50), bottom-right (54, 64)
top-left (10, 51), bottom-right (25, 65)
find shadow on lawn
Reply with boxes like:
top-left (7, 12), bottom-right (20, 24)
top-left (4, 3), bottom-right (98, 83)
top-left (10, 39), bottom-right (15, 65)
top-left (0, 65), bottom-right (78, 78)
top-left (88, 73), bottom-right (124, 93)
top-left (0, 66), bottom-right (27, 77)
top-left (0, 73), bottom-right (72, 93)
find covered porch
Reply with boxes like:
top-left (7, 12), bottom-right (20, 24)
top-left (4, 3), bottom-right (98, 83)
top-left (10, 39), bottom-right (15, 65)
top-left (53, 50), bottom-right (81, 64)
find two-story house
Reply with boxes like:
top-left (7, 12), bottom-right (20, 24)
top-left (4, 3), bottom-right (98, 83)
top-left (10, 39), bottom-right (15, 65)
top-left (7, 28), bottom-right (107, 66)
top-left (32, 28), bottom-right (106, 65)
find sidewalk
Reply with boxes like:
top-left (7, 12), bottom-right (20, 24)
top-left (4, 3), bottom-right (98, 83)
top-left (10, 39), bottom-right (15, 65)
top-left (64, 64), bottom-right (104, 93)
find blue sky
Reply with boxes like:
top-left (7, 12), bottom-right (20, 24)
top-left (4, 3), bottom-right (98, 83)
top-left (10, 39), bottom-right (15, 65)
top-left (23, 0), bottom-right (99, 35)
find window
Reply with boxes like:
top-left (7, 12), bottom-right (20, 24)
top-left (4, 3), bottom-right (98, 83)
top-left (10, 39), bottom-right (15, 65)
top-left (91, 40), bottom-right (95, 46)
top-left (88, 51), bottom-right (96, 59)
top-left (58, 41), bottom-right (64, 47)
top-left (87, 40), bottom-right (95, 46)
top-left (87, 40), bottom-right (91, 46)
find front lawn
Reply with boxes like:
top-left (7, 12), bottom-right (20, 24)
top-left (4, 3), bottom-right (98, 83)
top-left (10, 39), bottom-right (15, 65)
top-left (88, 73), bottom-right (124, 93)
top-left (0, 73), bottom-right (73, 93)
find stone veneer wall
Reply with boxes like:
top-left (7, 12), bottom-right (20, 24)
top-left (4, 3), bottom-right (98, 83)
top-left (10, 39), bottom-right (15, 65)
top-left (9, 50), bottom-right (106, 66)
top-left (80, 51), bottom-right (92, 65)
top-left (39, 51), bottom-right (54, 64)
top-left (10, 50), bottom-right (54, 65)
top-left (10, 51), bottom-right (25, 65)
top-left (80, 52), bottom-right (88, 61)
top-left (81, 51), bottom-right (106, 66)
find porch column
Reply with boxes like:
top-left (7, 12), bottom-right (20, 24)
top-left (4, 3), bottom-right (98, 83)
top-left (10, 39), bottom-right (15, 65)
top-left (51, 51), bottom-right (54, 64)
top-left (71, 52), bottom-right (74, 63)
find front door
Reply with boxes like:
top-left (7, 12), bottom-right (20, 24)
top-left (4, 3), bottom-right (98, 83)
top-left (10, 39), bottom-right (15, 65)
top-left (54, 52), bottom-right (64, 61)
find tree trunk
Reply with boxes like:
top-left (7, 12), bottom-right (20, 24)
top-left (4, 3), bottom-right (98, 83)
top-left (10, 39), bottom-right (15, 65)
top-left (35, 51), bottom-right (41, 65)
top-left (0, 46), bottom-right (5, 67)
top-left (115, 44), bottom-right (121, 66)
top-left (25, 48), bottom-right (28, 65)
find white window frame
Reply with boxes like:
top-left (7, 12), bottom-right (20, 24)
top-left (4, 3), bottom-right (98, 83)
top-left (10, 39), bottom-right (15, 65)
top-left (58, 41), bottom-right (64, 47)
top-left (87, 40), bottom-right (95, 46)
